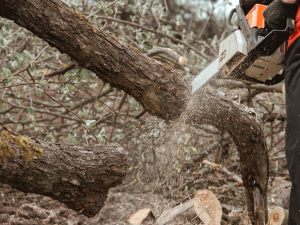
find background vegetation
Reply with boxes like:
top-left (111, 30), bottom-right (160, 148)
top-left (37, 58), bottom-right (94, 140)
top-left (0, 0), bottom-right (288, 224)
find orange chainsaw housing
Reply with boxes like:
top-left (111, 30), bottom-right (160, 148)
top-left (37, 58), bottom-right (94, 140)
top-left (246, 4), bottom-right (267, 29)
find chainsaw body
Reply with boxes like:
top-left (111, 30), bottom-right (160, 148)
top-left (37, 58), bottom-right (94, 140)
top-left (192, 4), bottom-right (294, 93)
top-left (225, 4), bottom-right (294, 83)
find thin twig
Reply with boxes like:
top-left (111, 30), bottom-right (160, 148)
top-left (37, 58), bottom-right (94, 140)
top-left (147, 47), bottom-right (187, 65)
top-left (44, 63), bottom-right (76, 78)
top-left (203, 160), bottom-right (243, 184)
top-left (42, 91), bottom-right (87, 125)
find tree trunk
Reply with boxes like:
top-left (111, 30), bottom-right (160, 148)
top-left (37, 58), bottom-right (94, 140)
top-left (0, 1), bottom-right (269, 224)
top-left (0, 131), bottom-right (127, 217)
top-left (0, 0), bottom-right (188, 121)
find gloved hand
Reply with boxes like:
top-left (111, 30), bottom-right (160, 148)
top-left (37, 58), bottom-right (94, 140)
top-left (263, 0), bottom-right (297, 29)
top-left (240, 0), bottom-right (274, 14)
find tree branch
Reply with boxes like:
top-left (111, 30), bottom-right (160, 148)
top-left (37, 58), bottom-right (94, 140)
top-left (0, 131), bottom-right (127, 217)
top-left (0, 0), bottom-right (188, 121)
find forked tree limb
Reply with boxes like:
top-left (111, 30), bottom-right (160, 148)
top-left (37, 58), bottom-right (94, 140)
top-left (183, 91), bottom-right (269, 225)
top-left (0, 131), bottom-right (127, 217)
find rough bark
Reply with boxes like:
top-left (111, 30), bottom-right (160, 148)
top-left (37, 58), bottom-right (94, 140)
top-left (0, 0), bottom-right (188, 121)
top-left (183, 91), bottom-right (269, 225)
top-left (0, 131), bottom-right (127, 217)
top-left (0, 1), bottom-right (269, 224)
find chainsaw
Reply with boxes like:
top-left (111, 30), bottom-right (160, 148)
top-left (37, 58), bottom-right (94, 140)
top-left (192, 4), bottom-right (294, 94)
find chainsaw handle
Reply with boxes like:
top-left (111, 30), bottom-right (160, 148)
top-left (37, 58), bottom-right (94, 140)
top-left (227, 8), bottom-right (238, 31)
top-left (264, 73), bottom-right (284, 85)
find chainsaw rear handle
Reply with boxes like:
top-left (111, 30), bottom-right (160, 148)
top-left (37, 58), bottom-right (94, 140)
top-left (228, 7), bottom-right (239, 30)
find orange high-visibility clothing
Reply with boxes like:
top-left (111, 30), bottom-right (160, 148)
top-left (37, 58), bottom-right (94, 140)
top-left (288, 6), bottom-right (300, 47)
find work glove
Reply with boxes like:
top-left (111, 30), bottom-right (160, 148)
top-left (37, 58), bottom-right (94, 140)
top-left (263, 0), bottom-right (298, 29)
top-left (240, 0), bottom-right (274, 14)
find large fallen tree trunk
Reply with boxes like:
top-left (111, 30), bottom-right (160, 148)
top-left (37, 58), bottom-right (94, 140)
top-left (0, 1), bottom-right (268, 224)
top-left (0, 131), bottom-right (127, 217)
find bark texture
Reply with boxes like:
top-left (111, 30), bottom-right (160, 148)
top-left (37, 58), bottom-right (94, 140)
top-left (0, 131), bottom-right (127, 217)
top-left (0, 1), bottom-right (269, 224)
top-left (0, 0), bottom-right (188, 121)
top-left (183, 91), bottom-right (269, 225)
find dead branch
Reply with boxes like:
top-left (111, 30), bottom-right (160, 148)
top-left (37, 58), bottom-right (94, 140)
top-left (0, 131), bottom-right (127, 217)
top-left (44, 63), bottom-right (76, 78)
top-left (147, 47), bottom-right (188, 65)
top-left (203, 160), bottom-right (243, 184)
top-left (210, 79), bottom-right (283, 93)
top-left (156, 199), bottom-right (194, 225)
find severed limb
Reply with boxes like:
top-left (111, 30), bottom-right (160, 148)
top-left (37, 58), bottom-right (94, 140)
top-left (0, 131), bottom-right (127, 217)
